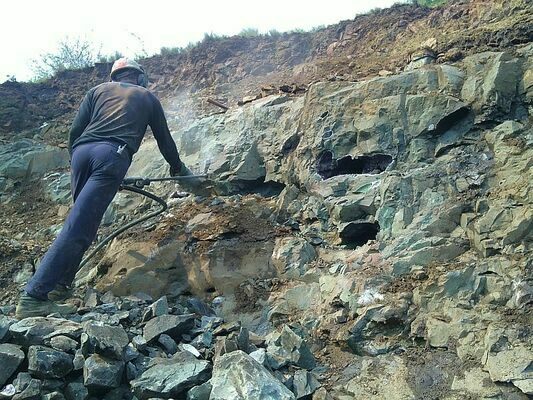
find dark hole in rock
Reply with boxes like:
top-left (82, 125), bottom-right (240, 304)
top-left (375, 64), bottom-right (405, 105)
top-left (317, 151), bottom-right (392, 179)
top-left (433, 106), bottom-right (470, 135)
top-left (281, 134), bottom-right (301, 155)
top-left (340, 221), bottom-right (380, 248)
top-left (234, 177), bottom-right (286, 197)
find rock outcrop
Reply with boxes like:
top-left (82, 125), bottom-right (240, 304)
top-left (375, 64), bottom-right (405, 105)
top-left (0, 3), bottom-right (532, 399)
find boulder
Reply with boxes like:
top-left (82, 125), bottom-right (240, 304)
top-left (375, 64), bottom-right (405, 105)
top-left (266, 326), bottom-right (315, 370)
top-left (28, 345), bottom-right (73, 379)
top-left (83, 355), bottom-right (124, 392)
top-left (210, 350), bottom-right (295, 400)
top-left (0, 140), bottom-right (69, 180)
top-left (186, 381), bottom-right (212, 400)
top-left (143, 314), bottom-right (195, 343)
top-left (131, 352), bottom-right (211, 399)
top-left (80, 323), bottom-right (129, 360)
top-left (292, 370), bottom-right (321, 399)
top-left (0, 343), bottom-right (25, 386)
top-left (9, 318), bottom-right (82, 347)
top-left (64, 382), bottom-right (89, 400)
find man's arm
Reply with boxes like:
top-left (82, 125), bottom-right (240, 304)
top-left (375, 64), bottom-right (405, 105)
top-left (68, 91), bottom-right (93, 155)
top-left (149, 96), bottom-right (182, 172)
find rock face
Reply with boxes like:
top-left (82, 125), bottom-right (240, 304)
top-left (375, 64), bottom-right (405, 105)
top-left (0, 12), bottom-right (532, 400)
top-left (210, 351), bottom-right (295, 400)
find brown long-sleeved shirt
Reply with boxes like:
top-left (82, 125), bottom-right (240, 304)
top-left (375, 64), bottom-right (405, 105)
top-left (68, 82), bottom-right (180, 169)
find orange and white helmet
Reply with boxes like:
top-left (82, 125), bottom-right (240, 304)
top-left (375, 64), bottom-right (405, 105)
top-left (110, 58), bottom-right (147, 87)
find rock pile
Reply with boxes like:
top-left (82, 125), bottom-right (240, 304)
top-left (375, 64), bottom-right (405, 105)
top-left (0, 291), bottom-right (323, 399)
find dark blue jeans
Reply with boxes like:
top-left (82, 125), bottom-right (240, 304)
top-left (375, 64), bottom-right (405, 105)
top-left (26, 141), bottom-right (131, 300)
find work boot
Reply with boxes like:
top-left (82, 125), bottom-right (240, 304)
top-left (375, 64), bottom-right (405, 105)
top-left (48, 284), bottom-right (73, 301)
top-left (15, 293), bottom-right (77, 319)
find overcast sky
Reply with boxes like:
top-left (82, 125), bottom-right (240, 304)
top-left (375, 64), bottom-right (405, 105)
top-left (1, 0), bottom-right (399, 82)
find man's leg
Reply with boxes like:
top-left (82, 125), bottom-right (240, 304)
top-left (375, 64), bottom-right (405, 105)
top-left (25, 142), bottom-right (130, 300)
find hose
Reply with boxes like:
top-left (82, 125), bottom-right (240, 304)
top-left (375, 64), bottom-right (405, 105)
top-left (77, 184), bottom-right (168, 270)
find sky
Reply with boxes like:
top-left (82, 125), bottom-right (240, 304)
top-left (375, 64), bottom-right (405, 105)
top-left (0, 0), bottom-right (400, 82)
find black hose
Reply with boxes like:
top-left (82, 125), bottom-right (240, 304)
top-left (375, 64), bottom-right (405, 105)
top-left (77, 185), bottom-right (168, 271)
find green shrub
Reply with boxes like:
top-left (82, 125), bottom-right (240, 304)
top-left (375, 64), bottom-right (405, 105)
top-left (160, 46), bottom-right (182, 56)
top-left (414, 0), bottom-right (448, 7)
top-left (238, 28), bottom-right (260, 37)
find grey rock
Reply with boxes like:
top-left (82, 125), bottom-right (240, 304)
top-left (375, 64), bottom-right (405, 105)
top-left (179, 343), bottom-right (201, 358)
top-left (12, 377), bottom-right (41, 400)
top-left (214, 336), bottom-right (239, 359)
top-left (186, 298), bottom-right (216, 317)
top-left (249, 348), bottom-right (267, 365)
top-left (157, 334), bottom-right (177, 355)
top-left (9, 317), bottom-right (82, 347)
top-left (131, 351), bottom-right (211, 399)
top-left (0, 343), bottom-right (25, 386)
top-left (42, 392), bottom-right (65, 400)
top-left (81, 323), bottom-right (129, 360)
top-left (292, 370), bottom-right (321, 399)
top-left (0, 140), bottom-right (69, 180)
top-left (191, 332), bottom-right (212, 349)
top-left (143, 314), bottom-right (195, 343)
top-left (12, 372), bottom-right (32, 393)
top-left (83, 355), bottom-right (124, 392)
top-left (65, 382), bottom-right (89, 400)
top-left (28, 345), bottom-right (74, 379)
top-left (124, 344), bottom-right (140, 362)
top-left (132, 335), bottom-right (148, 352)
top-left (266, 326), bottom-right (315, 370)
top-left (72, 349), bottom-right (84, 371)
top-left (210, 350), bottom-right (295, 400)
top-left (0, 316), bottom-right (17, 343)
top-left (150, 296), bottom-right (169, 318)
top-left (41, 379), bottom-right (64, 392)
top-left (49, 335), bottom-right (78, 353)
top-left (186, 381), bottom-right (212, 400)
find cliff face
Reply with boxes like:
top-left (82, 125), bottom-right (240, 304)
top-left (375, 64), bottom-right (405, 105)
top-left (0, 1), bottom-right (532, 399)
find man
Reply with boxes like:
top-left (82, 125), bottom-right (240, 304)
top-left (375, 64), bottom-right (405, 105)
top-left (16, 58), bottom-right (190, 319)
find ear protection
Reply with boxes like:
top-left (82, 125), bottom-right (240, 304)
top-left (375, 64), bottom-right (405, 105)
top-left (137, 69), bottom-right (148, 88)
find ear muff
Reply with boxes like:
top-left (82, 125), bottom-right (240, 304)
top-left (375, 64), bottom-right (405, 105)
top-left (137, 69), bottom-right (148, 88)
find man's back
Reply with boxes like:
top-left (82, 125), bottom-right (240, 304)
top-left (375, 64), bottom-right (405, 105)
top-left (69, 82), bottom-right (171, 158)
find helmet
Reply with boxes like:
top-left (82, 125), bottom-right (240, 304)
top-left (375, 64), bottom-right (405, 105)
top-left (110, 58), bottom-right (148, 87)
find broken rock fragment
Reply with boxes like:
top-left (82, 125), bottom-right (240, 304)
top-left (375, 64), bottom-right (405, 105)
top-left (266, 325), bottom-right (315, 370)
top-left (143, 314), bottom-right (195, 343)
top-left (83, 354), bottom-right (124, 392)
top-left (210, 350), bottom-right (295, 400)
top-left (0, 343), bottom-right (25, 386)
top-left (81, 323), bottom-right (129, 360)
top-left (131, 351), bottom-right (211, 399)
top-left (28, 345), bottom-right (74, 379)
top-left (9, 317), bottom-right (82, 347)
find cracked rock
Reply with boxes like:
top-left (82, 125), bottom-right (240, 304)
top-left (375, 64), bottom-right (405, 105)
top-left (28, 345), bottom-right (74, 379)
top-left (131, 351), bottom-right (211, 399)
top-left (0, 343), bottom-right (25, 386)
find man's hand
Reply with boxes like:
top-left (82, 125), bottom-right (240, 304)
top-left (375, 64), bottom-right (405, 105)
top-left (169, 162), bottom-right (210, 195)
top-left (169, 162), bottom-right (189, 177)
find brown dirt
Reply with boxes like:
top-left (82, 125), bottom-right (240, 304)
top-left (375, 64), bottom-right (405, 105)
top-left (0, 180), bottom-right (61, 303)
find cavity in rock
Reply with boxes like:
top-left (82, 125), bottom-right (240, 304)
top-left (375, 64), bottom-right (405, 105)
top-left (340, 221), bottom-right (380, 248)
top-left (232, 177), bottom-right (286, 197)
top-left (317, 151), bottom-right (392, 179)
